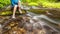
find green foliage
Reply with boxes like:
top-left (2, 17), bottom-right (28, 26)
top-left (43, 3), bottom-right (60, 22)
top-left (0, 0), bottom-right (60, 8)
top-left (28, 0), bottom-right (60, 8)
top-left (42, 2), bottom-right (60, 8)
top-left (0, 0), bottom-right (10, 8)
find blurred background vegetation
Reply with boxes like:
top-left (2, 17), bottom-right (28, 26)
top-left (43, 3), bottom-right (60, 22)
top-left (0, 0), bottom-right (60, 8)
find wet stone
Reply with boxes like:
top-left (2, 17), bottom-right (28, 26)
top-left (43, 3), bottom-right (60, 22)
top-left (0, 15), bottom-right (59, 34)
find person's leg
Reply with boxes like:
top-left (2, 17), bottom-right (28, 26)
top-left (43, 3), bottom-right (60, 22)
top-left (18, 1), bottom-right (22, 14)
top-left (12, 5), bottom-right (17, 18)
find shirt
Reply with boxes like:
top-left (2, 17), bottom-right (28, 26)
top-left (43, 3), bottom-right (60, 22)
top-left (11, 0), bottom-right (21, 6)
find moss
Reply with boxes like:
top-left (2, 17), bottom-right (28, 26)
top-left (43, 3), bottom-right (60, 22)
top-left (29, 9), bottom-right (46, 14)
top-left (0, 10), bottom-right (26, 16)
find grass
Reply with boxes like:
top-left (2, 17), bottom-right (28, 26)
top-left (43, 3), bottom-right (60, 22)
top-left (27, 1), bottom-right (60, 8)
top-left (42, 2), bottom-right (60, 8)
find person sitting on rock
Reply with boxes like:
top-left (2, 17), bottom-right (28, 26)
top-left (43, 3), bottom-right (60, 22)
top-left (11, 0), bottom-right (22, 18)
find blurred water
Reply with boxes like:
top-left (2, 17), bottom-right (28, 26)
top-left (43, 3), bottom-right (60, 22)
top-left (0, 5), bottom-right (60, 34)
top-left (0, 24), bottom-right (2, 34)
top-left (26, 11), bottom-right (60, 34)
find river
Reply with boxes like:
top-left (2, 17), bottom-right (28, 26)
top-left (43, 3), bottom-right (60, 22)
top-left (0, 6), bottom-right (60, 34)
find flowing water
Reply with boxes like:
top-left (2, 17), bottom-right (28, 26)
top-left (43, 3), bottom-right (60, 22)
top-left (0, 11), bottom-right (59, 34)
top-left (26, 11), bottom-right (60, 34)
top-left (0, 6), bottom-right (60, 34)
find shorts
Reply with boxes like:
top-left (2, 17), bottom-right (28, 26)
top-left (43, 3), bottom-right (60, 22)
top-left (11, 2), bottom-right (18, 7)
top-left (11, 0), bottom-right (19, 7)
top-left (11, 1), bottom-right (21, 7)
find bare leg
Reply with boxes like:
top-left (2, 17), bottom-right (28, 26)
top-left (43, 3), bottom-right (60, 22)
top-left (12, 5), bottom-right (17, 18)
top-left (18, 1), bottom-right (22, 14)
top-left (18, 7), bottom-right (22, 14)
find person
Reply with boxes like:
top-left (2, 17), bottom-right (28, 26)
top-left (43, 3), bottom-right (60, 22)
top-left (11, 0), bottom-right (22, 18)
